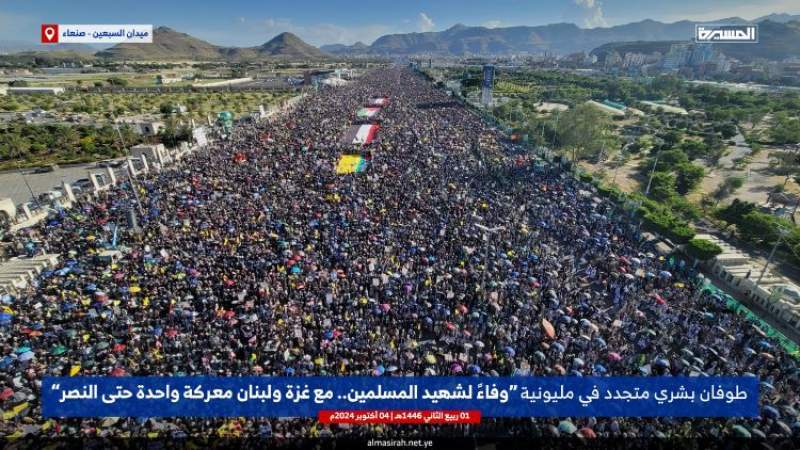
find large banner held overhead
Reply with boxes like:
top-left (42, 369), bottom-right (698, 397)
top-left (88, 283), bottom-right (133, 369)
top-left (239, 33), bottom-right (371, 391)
top-left (341, 124), bottom-right (379, 146)
top-left (368, 97), bottom-right (389, 107)
top-left (356, 107), bottom-right (380, 119)
top-left (336, 155), bottom-right (366, 174)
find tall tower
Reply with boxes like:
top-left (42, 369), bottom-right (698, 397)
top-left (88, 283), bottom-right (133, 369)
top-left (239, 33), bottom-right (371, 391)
top-left (481, 64), bottom-right (495, 106)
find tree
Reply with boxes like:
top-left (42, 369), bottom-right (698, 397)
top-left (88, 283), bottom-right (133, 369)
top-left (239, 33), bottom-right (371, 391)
top-left (738, 211), bottom-right (791, 244)
top-left (769, 112), bottom-right (800, 145)
top-left (675, 163), bottom-right (705, 195)
top-left (685, 238), bottom-right (723, 261)
top-left (713, 176), bottom-right (744, 201)
top-left (557, 103), bottom-right (613, 161)
top-left (770, 149), bottom-right (800, 188)
top-left (714, 199), bottom-right (756, 229)
top-left (648, 171), bottom-right (677, 202)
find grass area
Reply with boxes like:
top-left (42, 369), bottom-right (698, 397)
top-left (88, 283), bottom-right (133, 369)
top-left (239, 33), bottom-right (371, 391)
top-left (0, 91), bottom-right (292, 121)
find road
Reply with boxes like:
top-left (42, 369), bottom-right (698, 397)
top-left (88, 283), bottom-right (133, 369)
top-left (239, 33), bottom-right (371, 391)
top-left (0, 160), bottom-right (128, 205)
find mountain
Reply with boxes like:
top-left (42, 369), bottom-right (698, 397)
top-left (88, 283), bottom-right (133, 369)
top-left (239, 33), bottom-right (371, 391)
top-left (253, 32), bottom-right (326, 59)
top-left (95, 28), bottom-right (327, 61)
top-left (591, 20), bottom-right (800, 63)
top-left (754, 13), bottom-right (800, 23)
top-left (346, 20), bottom-right (699, 56)
top-left (95, 26), bottom-right (222, 60)
top-left (329, 15), bottom-right (800, 59)
top-left (714, 20), bottom-right (800, 62)
top-left (321, 41), bottom-right (368, 55)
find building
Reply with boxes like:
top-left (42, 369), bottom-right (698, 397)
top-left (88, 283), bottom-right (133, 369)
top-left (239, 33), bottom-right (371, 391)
top-left (689, 43), bottom-right (715, 66)
top-left (662, 43), bottom-right (691, 70)
top-left (480, 65), bottom-right (495, 107)
top-left (157, 74), bottom-right (183, 85)
top-left (699, 233), bottom-right (800, 332)
top-left (192, 78), bottom-right (253, 89)
top-left (622, 52), bottom-right (647, 68)
top-left (7, 87), bottom-right (65, 95)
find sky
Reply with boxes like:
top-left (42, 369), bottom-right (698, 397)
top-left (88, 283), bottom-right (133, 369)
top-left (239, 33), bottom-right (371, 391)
top-left (1, 0), bottom-right (799, 47)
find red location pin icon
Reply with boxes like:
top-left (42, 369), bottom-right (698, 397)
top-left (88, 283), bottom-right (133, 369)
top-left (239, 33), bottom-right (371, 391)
top-left (41, 24), bottom-right (59, 43)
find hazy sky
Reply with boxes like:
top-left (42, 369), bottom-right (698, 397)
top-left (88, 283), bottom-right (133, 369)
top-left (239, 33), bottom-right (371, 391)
top-left (1, 0), bottom-right (798, 46)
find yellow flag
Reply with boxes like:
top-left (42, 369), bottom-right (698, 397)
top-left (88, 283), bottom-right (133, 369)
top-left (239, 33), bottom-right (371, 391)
top-left (70, 365), bottom-right (81, 376)
top-left (3, 402), bottom-right (29, 420)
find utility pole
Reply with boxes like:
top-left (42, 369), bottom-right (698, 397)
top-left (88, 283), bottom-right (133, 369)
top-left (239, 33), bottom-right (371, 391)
top-left (644, 148), bottom-right (662, 196)
top-left (114, 124), bottom-right (145, 216)
top-left (756, 227), bottom-right (788, 288)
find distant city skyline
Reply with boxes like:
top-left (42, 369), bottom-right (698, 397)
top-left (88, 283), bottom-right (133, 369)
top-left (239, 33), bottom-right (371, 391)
top-left (0, 0), bottom-right (799, 47)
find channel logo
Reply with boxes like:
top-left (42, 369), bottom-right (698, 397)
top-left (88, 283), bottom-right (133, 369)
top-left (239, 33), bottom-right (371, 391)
top-left (41, 24), bottom-right (59, 43)
top-left (695, 24), bottom-right (758, 43)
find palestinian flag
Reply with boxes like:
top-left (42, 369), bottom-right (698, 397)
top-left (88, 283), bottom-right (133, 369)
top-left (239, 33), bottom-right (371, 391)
top-left (341, 124), bottom-right (379, 146)
top-left (336, 155), bottom-right (366, 174)
top-left (356, 107), bottom-right (380, 119)
top-left (369, 97), bottom-right (389, 107)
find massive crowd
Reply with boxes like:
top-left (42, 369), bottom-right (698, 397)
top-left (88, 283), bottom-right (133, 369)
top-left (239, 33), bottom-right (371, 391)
top-left (1, 68), bottom-right (799, 441)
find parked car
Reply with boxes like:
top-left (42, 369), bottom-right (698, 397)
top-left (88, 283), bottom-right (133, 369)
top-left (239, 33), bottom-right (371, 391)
top-left (32, 164), bottom-right (58, 174)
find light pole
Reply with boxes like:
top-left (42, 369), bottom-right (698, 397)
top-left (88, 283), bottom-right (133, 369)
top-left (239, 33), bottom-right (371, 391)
top-left (643, 139), bottom-right (665, 196)
top-left (473, 222), bottom-right (505, 293)
top-left (755, 226), bottom-right (789, 288)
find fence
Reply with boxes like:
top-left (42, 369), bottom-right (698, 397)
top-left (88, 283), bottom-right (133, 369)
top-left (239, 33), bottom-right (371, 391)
top-left (700, 281), bottom-right (800, 358)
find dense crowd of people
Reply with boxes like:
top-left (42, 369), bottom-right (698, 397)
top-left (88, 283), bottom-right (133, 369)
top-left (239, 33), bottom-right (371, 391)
top-left (1, 68), bottom-right (799, 441)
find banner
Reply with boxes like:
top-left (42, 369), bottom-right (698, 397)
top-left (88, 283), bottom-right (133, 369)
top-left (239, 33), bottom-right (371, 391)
top-left (336, 155), bottom-right (366, 174)
top-left (43, 376), bottom-right (759, 418)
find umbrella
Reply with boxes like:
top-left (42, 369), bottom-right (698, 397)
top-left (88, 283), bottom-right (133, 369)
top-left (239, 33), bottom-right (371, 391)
top-left (51, 345), bottom-right (67, 356)
top-left (373, 365), bottom-right (385, 376)
top-left (425, 354), bottom-right (436, 365)
top-left (110, 367), bottom-right (127, 377)
top-left (541, 319), bottom-right (555, 339)
top-left (608, 352), bottom-right (622, 362)
top-left (730, 425), bottom-right (750, 438)
top-left (654, 358), bottom-right (670, 368)
top-left (578, 428), bottom-right (596, 438)
top-left (18, 351), bottom-right (35, 362)
top-left (763, 405), bottom-right (781, 419)
top-left (450, 363), bottom-right (463, 373)
top-left (467, 364), bottom-right (481, 375)
top-left (573, 357), bottom-right (585, 368)
top-left (0, 387), bottom-right (13, 400)
top-left (558, 420), bottom-right (577, 434)
top-left (593, 364), bottom-right (607, 374)
top-left (15, 346), bottom-right (31, 354)
top-left (503, 346), bottom-right (515, 357)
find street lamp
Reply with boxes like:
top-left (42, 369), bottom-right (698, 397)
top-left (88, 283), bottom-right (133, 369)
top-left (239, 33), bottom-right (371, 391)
top-left (755, 226), bottom-right (790, 289)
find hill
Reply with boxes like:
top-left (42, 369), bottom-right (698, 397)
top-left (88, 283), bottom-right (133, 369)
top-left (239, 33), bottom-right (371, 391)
top-left (95, 26), bottom-right (222, 60)
top-left (591, 20), bottom-right (800, 63)
top-left (255, 32), bottom-right (326, 58)
top-left (95, 28), bottom-right (327, 61)
top-left (331, 15), bottom-right (800, 60)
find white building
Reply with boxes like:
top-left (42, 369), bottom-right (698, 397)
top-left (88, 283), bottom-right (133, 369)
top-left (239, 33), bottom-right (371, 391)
top-left (7, 86), bottom-right (65, 95)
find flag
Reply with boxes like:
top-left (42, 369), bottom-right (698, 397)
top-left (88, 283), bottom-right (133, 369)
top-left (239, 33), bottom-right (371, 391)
top-left (356, 107), bottom-right (380, 119)
top-left (2, 402), bottom-right (29, 420)
top-left (341, 124), bottom-right (379, 146)
top-left (368, 97), bottom-right (389, 107)
top-left (336, 155), bottom-right (366, 174)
